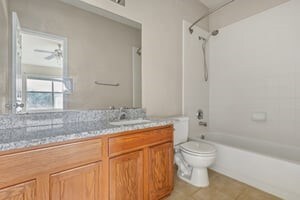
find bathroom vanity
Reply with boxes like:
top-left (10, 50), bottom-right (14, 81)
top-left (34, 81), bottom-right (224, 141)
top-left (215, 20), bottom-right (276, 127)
top-left (0, 110), bottom-right (174, 200)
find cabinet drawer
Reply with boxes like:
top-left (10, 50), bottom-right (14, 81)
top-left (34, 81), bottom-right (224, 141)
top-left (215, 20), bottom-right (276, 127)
top-left (0, 139), bottom-right (102, 188)
top-left (109, 127), bottom-right (173, 156)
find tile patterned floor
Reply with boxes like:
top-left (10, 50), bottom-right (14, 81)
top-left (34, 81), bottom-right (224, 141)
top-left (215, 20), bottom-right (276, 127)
top-left (166, 170), bottom-right (281, 200)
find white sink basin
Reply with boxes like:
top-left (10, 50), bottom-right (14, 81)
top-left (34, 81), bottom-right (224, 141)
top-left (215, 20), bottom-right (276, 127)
top-left (110, 119), bottom-right (151, 126)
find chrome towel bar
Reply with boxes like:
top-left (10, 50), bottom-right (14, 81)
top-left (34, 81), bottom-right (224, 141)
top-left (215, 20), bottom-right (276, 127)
top-left (94, 81), bottom-right (120, 87)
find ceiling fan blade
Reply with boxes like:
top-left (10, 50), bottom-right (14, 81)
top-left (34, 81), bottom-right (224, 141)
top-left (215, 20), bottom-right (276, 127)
top-left (45, 54), bottom-right (55, 60)
top-left (34, 49), bottom-right (53, 54)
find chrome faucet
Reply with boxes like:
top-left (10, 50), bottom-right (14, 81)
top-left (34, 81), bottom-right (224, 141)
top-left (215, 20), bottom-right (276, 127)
top-left (118, 107), bottom-right (127, 120)
top-left (109, 106), bottom-right (115, 110)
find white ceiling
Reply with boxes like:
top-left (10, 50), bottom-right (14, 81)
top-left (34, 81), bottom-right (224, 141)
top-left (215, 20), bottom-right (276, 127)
top-left (61, 0), bottom-right (141, 30)
top-left (199, 0), bottom-right (231, 9)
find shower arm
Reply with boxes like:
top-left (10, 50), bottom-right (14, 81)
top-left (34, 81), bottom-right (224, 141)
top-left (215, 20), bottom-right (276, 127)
top-left (189, 0), bottom-right (235, 34)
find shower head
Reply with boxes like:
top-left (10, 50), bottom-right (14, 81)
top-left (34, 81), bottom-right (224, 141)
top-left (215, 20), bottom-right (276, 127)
top-left (199, 30), bottom-right (219, 42)
top-left (211, 30), bottom-right (219, 36)
top-left (198, 29), bottom-right (220, 82)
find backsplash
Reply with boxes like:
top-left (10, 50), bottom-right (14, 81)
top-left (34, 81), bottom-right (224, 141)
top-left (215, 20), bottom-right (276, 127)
top-left (0, 109), bottom-right (146, 130)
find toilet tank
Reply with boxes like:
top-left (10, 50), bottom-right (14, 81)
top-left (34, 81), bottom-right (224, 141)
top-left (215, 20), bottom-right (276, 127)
top-left (172, 117), bottom-right (189, 146)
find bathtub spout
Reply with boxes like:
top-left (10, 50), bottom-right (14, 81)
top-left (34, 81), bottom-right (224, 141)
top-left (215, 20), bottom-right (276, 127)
top-left (199, 121), bottom-right (207, 127)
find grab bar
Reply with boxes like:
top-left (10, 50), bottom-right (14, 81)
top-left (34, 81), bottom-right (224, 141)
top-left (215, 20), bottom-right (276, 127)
top-left (94, 81), bottom-right (120, 87)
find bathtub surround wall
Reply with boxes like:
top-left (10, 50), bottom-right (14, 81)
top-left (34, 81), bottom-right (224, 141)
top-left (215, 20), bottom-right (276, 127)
top-left (209, 0), bottom-right (289, 30)
top-left (209, 0), bottom-right (300, 147)
top-left (7, 0), bottom-right (141, 110)
top-left (180, 0), bottom-right (288, 129)
top-left (0, 0), bottom-right (8, 113)
top-left (183, 21), bottom-right (209, 134)
top-left (77, 0), bottom-right (209, 116)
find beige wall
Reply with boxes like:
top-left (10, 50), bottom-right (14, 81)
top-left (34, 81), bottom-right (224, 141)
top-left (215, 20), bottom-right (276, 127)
top-left (209, 0), bottom-right (289, 30)
top-left (0, 0), bottom-right (8, 113)
top-left (77, 0), bottom-right (209, 116)
top-left (8, 0), bottom-right (141, 110)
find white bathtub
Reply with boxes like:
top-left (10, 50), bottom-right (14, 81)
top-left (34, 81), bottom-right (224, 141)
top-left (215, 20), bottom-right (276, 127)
top-left (190, 132), bottom-right (300, 200)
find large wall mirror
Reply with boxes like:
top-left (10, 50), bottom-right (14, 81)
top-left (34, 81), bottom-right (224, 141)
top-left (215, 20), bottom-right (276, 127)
top-left (0, 0), bottom-right (142, 114)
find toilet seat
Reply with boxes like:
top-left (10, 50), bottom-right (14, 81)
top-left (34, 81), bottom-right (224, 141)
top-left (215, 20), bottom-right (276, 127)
top-left (180, 141), bottom-right (216, 156)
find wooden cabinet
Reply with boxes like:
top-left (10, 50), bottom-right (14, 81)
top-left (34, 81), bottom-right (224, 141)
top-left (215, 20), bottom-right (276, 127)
top-left (149, 143), bottom-right (174, 200)
top-left (0, 139), bottom-right (102, 190)
top-left (109, 151), bottom-right (143, 200)
top-left (108, 127), bottom-right (173, 200)
top-left (50, 162), bottom-right (102, 200)
top-left (0, 125), bottom-right (173, 200)
top-left (0, 180), bottom-right (36, 200)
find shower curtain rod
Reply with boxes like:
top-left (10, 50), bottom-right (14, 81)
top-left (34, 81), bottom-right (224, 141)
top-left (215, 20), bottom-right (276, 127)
top-left (189, 0), bottom-right (235, 34)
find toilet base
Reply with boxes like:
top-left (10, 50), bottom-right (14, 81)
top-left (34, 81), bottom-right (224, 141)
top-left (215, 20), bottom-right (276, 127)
top-left (177, 167), bottom-right (209, 187)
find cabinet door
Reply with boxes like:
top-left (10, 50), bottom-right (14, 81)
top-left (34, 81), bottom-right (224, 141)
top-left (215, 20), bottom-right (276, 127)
top-left (0, 180), bottom-right (36, 200)
top-left (149, 143), bottom-right (173, 200)
top-left (50, 162), bottom-right (101, 200)
top-left (110, 151), bottom-right (143, 200)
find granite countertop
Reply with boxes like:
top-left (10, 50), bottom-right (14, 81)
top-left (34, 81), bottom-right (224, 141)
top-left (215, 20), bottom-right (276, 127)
top-left (0, 118), bottom-right (173, 152)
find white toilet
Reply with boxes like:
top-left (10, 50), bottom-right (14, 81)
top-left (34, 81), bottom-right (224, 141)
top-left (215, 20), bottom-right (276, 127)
top-left (173, 117), bottom-right (216, 187)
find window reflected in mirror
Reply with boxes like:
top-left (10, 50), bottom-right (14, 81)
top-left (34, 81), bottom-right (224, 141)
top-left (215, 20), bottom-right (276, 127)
top-left (26, 77), bottom-right (63, 111)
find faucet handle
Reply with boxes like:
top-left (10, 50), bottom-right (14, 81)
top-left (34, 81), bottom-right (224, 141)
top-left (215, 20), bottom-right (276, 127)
top-left (196, 109), bottom-right (204, 120)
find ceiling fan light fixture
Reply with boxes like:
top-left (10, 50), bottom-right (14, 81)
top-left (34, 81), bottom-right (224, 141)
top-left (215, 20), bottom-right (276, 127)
top-left (34, 43), bottom-right (63, 61)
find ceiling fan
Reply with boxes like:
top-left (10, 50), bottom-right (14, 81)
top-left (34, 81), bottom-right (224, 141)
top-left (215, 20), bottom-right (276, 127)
top-left (34, 44), bottom-right (63, 60)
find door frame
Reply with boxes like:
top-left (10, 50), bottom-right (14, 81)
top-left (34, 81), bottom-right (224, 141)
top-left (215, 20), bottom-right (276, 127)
top-left (11, 12), bottom-right (21, 113)
top-left (11, 13), bottom-right (69, 113)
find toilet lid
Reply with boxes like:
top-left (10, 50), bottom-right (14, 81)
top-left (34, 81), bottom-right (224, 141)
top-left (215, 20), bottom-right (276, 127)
top-left (180, 141), bottom-right (216, 154)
